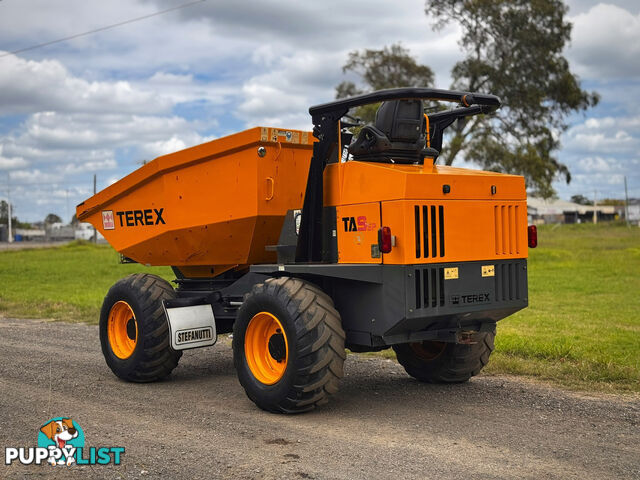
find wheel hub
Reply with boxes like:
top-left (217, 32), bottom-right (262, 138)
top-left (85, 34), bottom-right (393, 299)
top-left (126, 318), bottom-right (137, 340)
top-left (268, 332), bottom-right (286, 362)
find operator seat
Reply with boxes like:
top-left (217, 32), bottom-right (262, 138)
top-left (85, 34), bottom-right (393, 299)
top-left (348, 99), bottom-right (438, 164)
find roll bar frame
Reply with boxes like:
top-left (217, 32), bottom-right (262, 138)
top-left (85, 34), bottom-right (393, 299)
top-left (295, 88), bottom-right (502, 263)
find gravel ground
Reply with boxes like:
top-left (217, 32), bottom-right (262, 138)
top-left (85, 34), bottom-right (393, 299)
top-left (0, 317), bottom-right (638, 479)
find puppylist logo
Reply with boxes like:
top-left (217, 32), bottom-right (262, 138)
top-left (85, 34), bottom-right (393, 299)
top-left (4, 417), bottom-right (124, 467)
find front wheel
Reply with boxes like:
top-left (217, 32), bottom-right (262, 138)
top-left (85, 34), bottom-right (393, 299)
top-left (393, 330), bottom-right (495, 383)
top-left (100, 273), bottom-right (182, 382)
top-left (233, 277), bottom-right (346, 413)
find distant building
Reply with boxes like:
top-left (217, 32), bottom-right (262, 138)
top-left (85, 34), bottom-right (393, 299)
top-left (527, 197), bottom-right (616, 224)
top-left (627, 199), bottom-right (640, 225)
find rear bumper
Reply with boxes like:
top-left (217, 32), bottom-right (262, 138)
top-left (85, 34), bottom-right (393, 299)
top-left (251, 259), bottom-right (528, 347)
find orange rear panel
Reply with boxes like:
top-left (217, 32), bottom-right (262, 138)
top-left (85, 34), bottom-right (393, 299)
top-left (324, 161), bottom-right (528, 265)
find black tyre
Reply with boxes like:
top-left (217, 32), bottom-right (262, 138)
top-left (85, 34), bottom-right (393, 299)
top-left (393, 330), bottom-right (495, 383)
top-left (233, 277), bottom-right (346, 413)
top-left (100, 273), bottom-right (182, 382)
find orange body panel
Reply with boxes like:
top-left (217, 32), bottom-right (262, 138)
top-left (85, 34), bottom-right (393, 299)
top-left (324, 161), bottom-right (528, 264)
top-left (379, 200), bottom-right (527, 264)
top-left (77, 127), bottom-right (313, 273)
top-left (335, 202), bottom-right (381, 264)
top-left (324, 161), bottom-right (525, 204)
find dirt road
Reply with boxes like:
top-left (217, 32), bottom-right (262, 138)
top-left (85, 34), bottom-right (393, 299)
top-left (0, 317), bottom-right (638, 479)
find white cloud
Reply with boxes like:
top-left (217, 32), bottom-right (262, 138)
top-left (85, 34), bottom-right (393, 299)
top-left (236, 75), bottom-right (319, 130)
top-left (0, 157), bottom-right (28, 169)
top-left (566, 0), bottom-right (640, 14)
top-left (138, 135), bottom-right (215, 160)
top-left (0, 54), bottom-right (170, 115)
top-left (61, 158), bottom-right (118, 175)
top-left (580, 156), bottom-right (619, 174)
top-left (10, 168), bottom-right (62, 184)
top-left (563, 114), bottom-right (640, 154)
top-left (568, 3), bottom-right (640, 80)
top-left (0, 145), bottom-right (28, 170)
top-left (557, 111), bottom-right (640, 199)
top-left (148, 72), bottom-right (194, 85)
top-left (2, 110), bottom-right (206, 156)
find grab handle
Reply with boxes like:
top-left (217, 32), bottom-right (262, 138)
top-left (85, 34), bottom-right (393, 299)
top-left (265, 177), bottom-right (274, 201)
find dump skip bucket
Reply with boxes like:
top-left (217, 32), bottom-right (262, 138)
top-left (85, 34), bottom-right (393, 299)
top-left (77, 127), bottom-right (313, 276)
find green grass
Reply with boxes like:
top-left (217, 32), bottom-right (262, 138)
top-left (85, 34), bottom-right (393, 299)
top-left (483, 222), bottom-right (640, 393)
top-left (1, 225), bottom-right (639, 393)
top-left (0, 241), bottom-right (172, 322)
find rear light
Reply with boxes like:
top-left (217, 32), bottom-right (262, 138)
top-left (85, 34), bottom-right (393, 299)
top-left (528, 225), bottom-right (537, 248)
top-left (378, 226), bottom-right (392, 253)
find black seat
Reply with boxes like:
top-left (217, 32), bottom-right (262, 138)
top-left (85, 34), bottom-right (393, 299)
top-left (348, 99), bottom-right (437, 164)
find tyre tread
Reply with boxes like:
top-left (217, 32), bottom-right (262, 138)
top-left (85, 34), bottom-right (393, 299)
top-left (393, 330), bottom-right (495, 384)
top-left (100, 273), bottom-right (181, 383)
top-left (235, 276), bottom-right (345, 413)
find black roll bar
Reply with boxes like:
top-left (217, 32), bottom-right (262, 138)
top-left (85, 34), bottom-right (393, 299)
top-left (308, 87), bottom-right (500, 117)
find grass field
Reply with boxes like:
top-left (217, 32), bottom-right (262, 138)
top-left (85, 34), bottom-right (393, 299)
top-left (485, 223), bottom-right (640, 393)
top-left (1, 223), bottom-right (639, 393)
top-left (0, 242), bottom-right (173, 322)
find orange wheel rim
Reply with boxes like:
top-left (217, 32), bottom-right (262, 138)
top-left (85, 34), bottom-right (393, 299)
top-left (244, 312), bottom-right (288, 385)
top-left (108, 301), bottom-right (138, 359)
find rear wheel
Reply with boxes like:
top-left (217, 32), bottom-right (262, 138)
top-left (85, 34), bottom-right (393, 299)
top-left (393, 330), bottom-right (495, 383)
top-left (100, 273), bottom-right (182, 382)
top-left (233, 277), bottom-right (346, 413)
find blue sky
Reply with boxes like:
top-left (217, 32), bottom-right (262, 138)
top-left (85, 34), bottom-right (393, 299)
top-left (0, 0), bottom-right (639, 222)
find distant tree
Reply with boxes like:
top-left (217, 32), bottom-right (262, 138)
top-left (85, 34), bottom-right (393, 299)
top-left (0, 200), bottom-right (9, 222)
top-left (425, 0), bottom-right (600, 198)
top-left (0, 200), bottom-right (17, 226)
top-left (599, 198), bottom-right (624, 206)
top-left (44, 213), bottom-right (63, 224)
top-left (335, 43), bottom-right (435, 123)
top-left (571, 194), bottom-right (592, 205)
top-left (0, 200), bottom-right (30, 228)
top-left (70, 213), bottom-right (79, 227)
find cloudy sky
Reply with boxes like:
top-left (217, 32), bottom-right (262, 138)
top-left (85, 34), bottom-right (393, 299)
top-left (0, 0), bottom-right (639, 222)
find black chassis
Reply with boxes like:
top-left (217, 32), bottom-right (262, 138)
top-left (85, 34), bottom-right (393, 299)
top-left (171, 259), bottom-right (527, 351)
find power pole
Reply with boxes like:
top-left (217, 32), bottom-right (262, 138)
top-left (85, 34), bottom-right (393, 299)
top-left (7, 173), bottom-right (12, 243)
top-left (92, 174), bottom-right (97, 243)
top-left (65, 188), bottom-right (70, 224)
top-left (624, 176), bottom-right (630, 226)
top-left (593, 190), bottom-right (597, 224)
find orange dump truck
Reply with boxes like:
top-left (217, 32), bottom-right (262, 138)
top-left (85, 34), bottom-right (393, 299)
top-left (78, 88), bottom-right (536, 413)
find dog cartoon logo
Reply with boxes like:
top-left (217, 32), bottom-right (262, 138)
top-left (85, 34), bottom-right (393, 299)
top-left (5, 417), bottom-right (124, 467)
top-left (37, 417), bottom-right (84, 466)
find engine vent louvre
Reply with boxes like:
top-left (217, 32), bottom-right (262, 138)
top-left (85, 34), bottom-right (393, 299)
top-left (413, 266), bottom-right (445, 309)
top-left (494, 205), bottom-right (519, 255)
top-left (495, 262), bottom-right (521, 302)
top-left (414, 204), bottom-right (445, 259)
